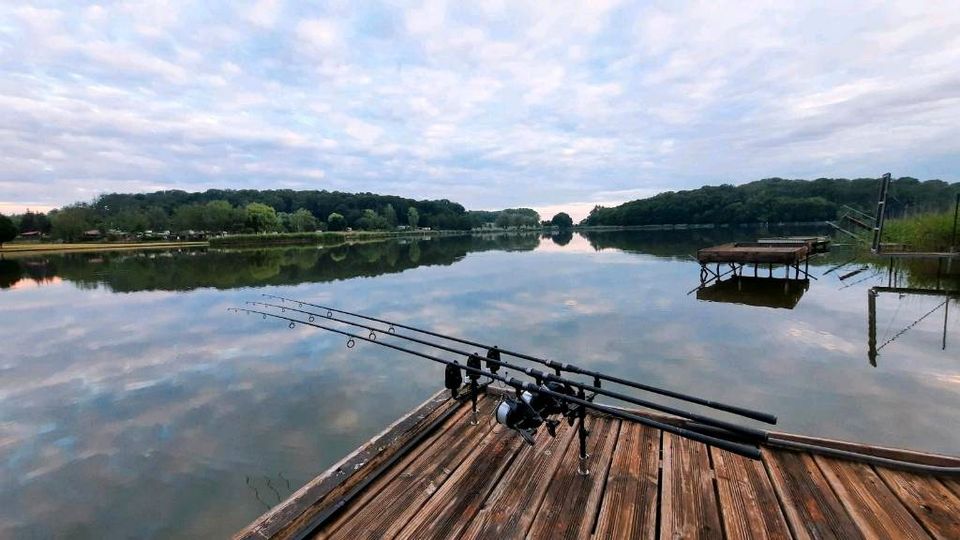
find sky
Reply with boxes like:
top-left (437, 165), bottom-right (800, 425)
top-left (1, 1), bottom-right (959, 221)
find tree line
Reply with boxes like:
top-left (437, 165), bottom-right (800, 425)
top-left (0, 234), bottom-right (543, 291)
top-left (3, 189), bottom-right (547, 241)
top-left (581, 177), bottom-right (960, 226)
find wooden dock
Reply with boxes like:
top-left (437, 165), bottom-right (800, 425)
top-left (697, 243), bottom-right (811, 265)
top-left (757, 236), bottom-right (831, 254)
top-left (237, 389), bottom-right (960, 540)
top-left (695, 237), bottom-right (828, 287)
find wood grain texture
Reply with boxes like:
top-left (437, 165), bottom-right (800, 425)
top-left (772, 432), bottom-right (960, 467)
top-left (458, 421), bottom-right (577, 539)
top-left (526, 417), bottom-right (621, 540)
top-left (711, 446), bottom-right (790, 540)
top-left (321, 397), bottom-right (497, 540)
top-left (815, 456), bottom-right (929, 539)
top-left (239, 387), bottom-right (960, 540)
top-left (876, 468), bottom-right (960, 539)
top-left (763, 449), bottom-right (863, 540)
top-left (393, 422), bottom-right (525, 539)
top-left (593, 422), bottom-right (660, 540)
top-left (660, 432), bottom-right (723, 539)
top-left (943, 478), bottom-right (960, 499)
top-left (698, 243), bottom-right (807, 264)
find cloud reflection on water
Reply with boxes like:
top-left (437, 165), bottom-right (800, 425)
top-left (0, 230), bottom-right (958, 538)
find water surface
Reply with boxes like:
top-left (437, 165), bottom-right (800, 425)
top-left (1, 230), bottom-right (958, 538)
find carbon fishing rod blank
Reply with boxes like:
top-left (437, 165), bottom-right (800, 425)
top-left (260, 294), bottom-right (777, 425)
top-left (246, 299), bottom-right (769, 444)
top-left (230, 305), bottom-right (765, 461)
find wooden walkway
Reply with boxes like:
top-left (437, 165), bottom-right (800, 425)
top-left (697, 243), bottom-right (811, 265)
top-left (237, 391), bottom-right (960, 540)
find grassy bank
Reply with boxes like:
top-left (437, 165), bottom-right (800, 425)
top-left (0, 241), bottom-right (208, 256)
top-left (209, 232), bottom-right (346, 248)
top-left (207, 229), bottom-right (471, 248)
top-left (883, 210), bottom-right (959, 252)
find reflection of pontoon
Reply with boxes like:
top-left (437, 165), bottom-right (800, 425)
top-left (697, 276), bottom-right (809, 309)
top-left (867, 285), bottom-right (958, 366)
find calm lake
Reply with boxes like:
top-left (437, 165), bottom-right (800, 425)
top-left (1, 229), bottom-right (958, 538)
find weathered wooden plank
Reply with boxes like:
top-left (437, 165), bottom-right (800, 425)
top-left (458, 420), bottom-right (577, 539)
top-left (587, 403), bottom-right (956, 468)
top-left (660, 432), bottom-right (723, 539)
top-left (593, 422), bottom-right (660, 540)
top-left (321, 396), bottom-right (498, 539)
top-left (235, 389), bottom-right (459, 540)
top-left (241, 389), bottom-right (960, 540)
top-left (815, 456), bottom-right (930, 539)
top-left (943, 478), bottom-right (960, 500)
top-left (711, 446), bottom-right (790, 540)
top-left (393, 420), bottom-right (526, 539)
top-left (876, 468), bottom-right (960, 539)
top-left (763, 449), bottom-right (863, 540)
top-left (697, 243), bottom-right (807, 264)
top-left (526, 417), bottom-right (620, 540)
top-left (771, 432), bottom-right (960, 467)
top-left (318, 395), bottom-right (486, 537)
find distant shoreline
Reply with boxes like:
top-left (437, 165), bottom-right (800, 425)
top-left (1, 223), bottom-right (831, 257)
top-left (0, 241), bottom-right (210, 256)
top-left (0, 229), bottom-right (492, 256)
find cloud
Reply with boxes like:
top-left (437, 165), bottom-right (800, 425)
top-left (296, 18), bottom-right (342, 54)
top-left (0, 0), bottom-right (958, 214)
top-left (245, 0), bottom-right (283, 29)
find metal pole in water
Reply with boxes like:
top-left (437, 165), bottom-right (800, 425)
top-left (868, 289), bottom-right (878, 367)
top-left (943, 296), bottom-right (949, 352)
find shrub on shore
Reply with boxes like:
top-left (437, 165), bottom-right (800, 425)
top-left (209, 232), bottom-right (347, 248)
top-left (883, 209), bottom-right (958, 252)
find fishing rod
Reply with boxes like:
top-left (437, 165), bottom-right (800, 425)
top-left (261, 294), bottom-right (777, 425)
top-left (230, 306), bottom-right (763, 462)
top-left (247, 300), bottom-right (769, 444)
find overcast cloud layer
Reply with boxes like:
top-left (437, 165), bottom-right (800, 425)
top-left (2, 1), bottom-right (959, 219)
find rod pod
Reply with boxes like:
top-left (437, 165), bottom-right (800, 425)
top-left (230, 307), bottom-right (765, 460)
top-left (576, 387), bottom-right (591, 476)
top-left (248, 300), bottom-right (770, 444)
top-left (262, 295), bottom-right (777, 425)
top-left (466, 354), bottom-right (483, 425)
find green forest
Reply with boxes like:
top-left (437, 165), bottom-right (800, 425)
top-left (6, 189), bottom-right (543, 241)
top-left (0, 234), bottom-right (544, 291)
top-left (7, 177), bottom-right (960, 242)
top-left (582, 177), bottom-right (960, 226)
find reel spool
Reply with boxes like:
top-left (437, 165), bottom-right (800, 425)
top-left (495, 382), bottom-right (572, 443)
top-left (495, 397), bottom-right (542, 445)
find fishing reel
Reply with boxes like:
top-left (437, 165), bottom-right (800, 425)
top-left (495, 396), bottom-right (542, 445)
top-left (496, 381), bottom-right (573, 445)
